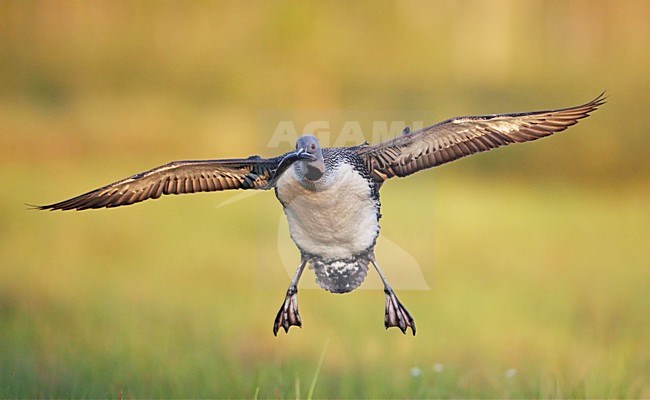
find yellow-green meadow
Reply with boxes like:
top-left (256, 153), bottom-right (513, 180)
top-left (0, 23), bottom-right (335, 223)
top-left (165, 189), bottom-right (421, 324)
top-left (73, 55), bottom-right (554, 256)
top-left (1, 2), bottom-right (648, 397)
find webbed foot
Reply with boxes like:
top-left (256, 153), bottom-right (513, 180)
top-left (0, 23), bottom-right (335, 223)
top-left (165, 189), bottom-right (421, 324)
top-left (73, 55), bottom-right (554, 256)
top-left (273, 286), bottom-right (302, 335)
top-left (384, 288), bottom-right (416, 335)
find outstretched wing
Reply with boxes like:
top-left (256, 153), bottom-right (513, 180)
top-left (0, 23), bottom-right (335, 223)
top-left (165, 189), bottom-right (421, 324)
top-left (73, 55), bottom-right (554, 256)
top-left (36, 155), bottom-right (283, 211)
top-left (357, 93), bottom-right (606, 182)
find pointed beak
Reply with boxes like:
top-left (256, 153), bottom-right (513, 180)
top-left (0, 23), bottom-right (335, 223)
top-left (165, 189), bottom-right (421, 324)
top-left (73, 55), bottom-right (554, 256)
top-left (265, 148), bottom-right (316, 189)
top-left (295, 148), bottom-right (317, 161)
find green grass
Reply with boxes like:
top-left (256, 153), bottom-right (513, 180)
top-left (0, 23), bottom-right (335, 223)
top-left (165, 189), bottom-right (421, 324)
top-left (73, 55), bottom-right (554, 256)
top-left (1, 165), bottom-right (647, 398)
top-left (0, 2), bottom-right (648, 397)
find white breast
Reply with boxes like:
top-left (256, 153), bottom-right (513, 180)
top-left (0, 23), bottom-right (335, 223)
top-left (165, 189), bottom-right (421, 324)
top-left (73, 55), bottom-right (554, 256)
top-left (275, 163), bottom-right (380, 260)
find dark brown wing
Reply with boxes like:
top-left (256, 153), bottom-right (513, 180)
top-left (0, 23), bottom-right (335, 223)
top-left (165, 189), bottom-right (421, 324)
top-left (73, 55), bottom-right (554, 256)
top-left (36, 155), bottom-right (283, 211)
top-left (357, 93), bottom-right (606, 182)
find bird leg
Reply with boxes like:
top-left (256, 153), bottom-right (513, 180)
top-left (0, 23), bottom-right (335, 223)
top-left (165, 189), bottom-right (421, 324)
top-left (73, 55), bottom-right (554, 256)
top-left (369, 254), bottom-right (416, 335)
top-left (273, 259), bottom-right (308, 335)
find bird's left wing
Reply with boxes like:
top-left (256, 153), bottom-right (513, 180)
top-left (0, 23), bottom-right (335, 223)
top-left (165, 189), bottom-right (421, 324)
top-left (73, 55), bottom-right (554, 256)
top-left (36, 155), bottom-right (283, 211)
top-left (357, 93), bottom-right (606, 182)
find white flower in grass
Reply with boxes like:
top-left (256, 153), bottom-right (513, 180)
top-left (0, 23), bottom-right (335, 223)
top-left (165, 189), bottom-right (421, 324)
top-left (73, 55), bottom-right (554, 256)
top-left (410, 367), bottom-right (422, 377)
top-left (505, 368), bottom-right (517, 378)
top-left (433, 363), bottom-right (444, 373)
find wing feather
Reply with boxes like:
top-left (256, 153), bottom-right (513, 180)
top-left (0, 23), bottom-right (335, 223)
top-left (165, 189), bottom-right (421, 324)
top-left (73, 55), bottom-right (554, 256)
top-left (358, 93), bottom-right (605, 181)
top-left (36, 155), bottom-right (283, 211)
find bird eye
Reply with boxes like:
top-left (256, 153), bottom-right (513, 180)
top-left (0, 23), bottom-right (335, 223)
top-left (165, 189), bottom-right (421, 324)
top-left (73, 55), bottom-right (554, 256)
top-left (310, 143), bottom-right (316, 150)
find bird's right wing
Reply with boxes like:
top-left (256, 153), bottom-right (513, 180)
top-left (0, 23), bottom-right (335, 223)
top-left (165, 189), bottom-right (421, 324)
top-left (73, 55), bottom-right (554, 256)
top-left (36, 155), bottom-right (284, 211)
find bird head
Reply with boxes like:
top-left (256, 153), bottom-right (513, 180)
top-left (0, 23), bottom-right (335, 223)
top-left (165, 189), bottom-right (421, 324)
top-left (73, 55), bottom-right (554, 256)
top-left (294, 134), bottom-right (325, 181)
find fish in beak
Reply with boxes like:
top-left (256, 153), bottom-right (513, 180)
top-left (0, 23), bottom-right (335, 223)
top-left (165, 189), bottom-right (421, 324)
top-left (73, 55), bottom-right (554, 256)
top-left (265, 148), bottom-right (317, 188)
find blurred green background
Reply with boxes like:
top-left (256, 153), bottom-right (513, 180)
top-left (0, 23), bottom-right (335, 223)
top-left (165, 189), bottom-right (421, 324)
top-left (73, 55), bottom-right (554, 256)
top-left (1, 1), bottom-right (648, 398)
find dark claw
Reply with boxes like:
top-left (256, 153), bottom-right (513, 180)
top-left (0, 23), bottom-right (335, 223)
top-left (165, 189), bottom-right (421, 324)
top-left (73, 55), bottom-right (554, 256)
top-left (384, 288), bottom-right (416, 335)
top-left (273, 287), bottom-right (302, 335)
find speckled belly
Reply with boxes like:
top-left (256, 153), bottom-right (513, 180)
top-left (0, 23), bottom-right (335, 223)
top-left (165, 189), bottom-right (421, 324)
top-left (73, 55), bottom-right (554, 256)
top-left (309, 255), bottom-right (370, 293)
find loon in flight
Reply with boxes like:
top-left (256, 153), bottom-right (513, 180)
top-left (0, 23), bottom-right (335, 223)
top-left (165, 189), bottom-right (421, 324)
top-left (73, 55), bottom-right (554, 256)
top-left (36, 94), bottom-right (605, 335)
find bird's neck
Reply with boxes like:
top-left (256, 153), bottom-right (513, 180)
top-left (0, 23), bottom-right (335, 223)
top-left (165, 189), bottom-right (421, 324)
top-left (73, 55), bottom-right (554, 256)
top-left (295, 159), bottom-right (325, 182)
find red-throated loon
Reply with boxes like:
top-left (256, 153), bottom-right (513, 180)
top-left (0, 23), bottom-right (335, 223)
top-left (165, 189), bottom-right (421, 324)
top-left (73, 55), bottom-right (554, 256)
top-left (35, 93), bottom-right (605, 335)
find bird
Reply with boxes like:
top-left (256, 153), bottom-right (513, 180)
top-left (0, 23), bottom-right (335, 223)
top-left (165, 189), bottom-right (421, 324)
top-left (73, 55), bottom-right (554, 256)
top-left (35, 93), bottom-right (605, 335)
